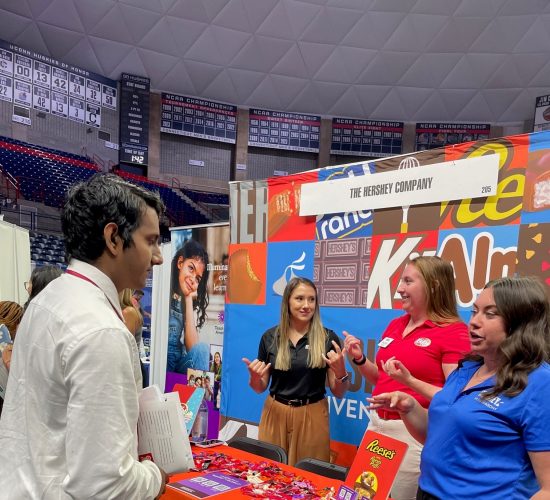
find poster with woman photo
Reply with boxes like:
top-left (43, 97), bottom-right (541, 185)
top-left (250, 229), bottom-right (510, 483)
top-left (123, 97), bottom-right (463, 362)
top-left (165, 223), bottom-right (229, 388)
top-left (209, 345), bottom-right (223, 410)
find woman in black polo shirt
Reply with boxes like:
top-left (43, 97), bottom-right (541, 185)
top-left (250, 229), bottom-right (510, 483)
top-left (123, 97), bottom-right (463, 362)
top-left (243, 276), bottom-right (349, 466)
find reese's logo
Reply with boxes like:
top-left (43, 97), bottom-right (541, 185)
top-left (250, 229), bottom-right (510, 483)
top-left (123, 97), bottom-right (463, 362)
top-left (365, 439), bottom-right (396, 460)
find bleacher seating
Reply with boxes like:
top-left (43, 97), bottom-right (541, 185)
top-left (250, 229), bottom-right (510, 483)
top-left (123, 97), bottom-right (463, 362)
top-left (29, 231), bottom-right (66, 267)
top-left (117, 171), bottom-right (208, 226)
top-left (0, 137), bottom-right (93, 163)
top-left (181, 188), bottom-right (229, 206)
top-left (0, 136), bottom-right (99, 208)
top-left (0, 136), bottom-right (208, 227)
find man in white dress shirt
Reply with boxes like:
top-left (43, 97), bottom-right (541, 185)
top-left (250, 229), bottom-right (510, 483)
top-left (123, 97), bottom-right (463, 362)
top-left (0, 174), bottom-right (167, 499)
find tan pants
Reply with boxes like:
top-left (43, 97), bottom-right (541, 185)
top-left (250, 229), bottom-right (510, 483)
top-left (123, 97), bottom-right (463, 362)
top-left (367, 412), bottom-right (423, 500)
top-left (258, 395), bottom-right (330, 466)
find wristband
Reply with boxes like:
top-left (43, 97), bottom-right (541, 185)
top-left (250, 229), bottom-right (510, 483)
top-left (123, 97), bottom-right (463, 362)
top-left (336, 373), bottom-right (349, 383)
top-left (352, 354), bottom-right (367, 366)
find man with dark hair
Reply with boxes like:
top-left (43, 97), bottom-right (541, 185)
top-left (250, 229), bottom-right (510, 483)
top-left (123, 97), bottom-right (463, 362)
top-left (0, 174), bottom-right (167, 499)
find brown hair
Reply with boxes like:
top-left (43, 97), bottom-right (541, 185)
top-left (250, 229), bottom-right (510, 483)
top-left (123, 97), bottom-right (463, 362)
top-left (408, 256), bottom-right (460, 324)
top-left (463, 276), bottom-right (550, 399)
top-left (0, 301), bottom-right (24, 339)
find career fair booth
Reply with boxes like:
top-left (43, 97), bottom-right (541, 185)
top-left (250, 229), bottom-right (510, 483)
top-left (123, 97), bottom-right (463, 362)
top-left (151, 130), bottom-right (550, 499)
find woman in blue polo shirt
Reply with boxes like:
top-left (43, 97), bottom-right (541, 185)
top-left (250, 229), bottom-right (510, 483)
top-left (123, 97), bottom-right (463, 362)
top-left (369, 276), bottom-right (550, 499)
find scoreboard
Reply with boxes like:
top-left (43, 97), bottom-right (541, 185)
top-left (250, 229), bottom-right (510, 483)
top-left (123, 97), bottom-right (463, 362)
top-left (119, 73), bottom-right (150, 165)
top-left (415, 123), bottom-right (491, 150)
top-left (533, 95), bottom-right (550, 132)
top-left (331, 118), bottom-right (403, 157)
top-left (0, 39), bottom-right (117, 128)
top-left (160, 93), bottom-right (237, 144)
top-left (248, 109), bottom-right (320, 152)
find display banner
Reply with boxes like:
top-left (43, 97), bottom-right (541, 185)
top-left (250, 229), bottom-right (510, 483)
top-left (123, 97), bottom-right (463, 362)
top-left (222, 131), bottom-right (550, 467)
top-left (50, 91), bottom-right (68, 118)
top-left (160, 93), bottom-right (237, 144)
top-left (331, 118), bottom-right (403, 157)
top-left (248, 108), bottom-right (321, 152)
top-left (68, 96), bottom-right (85, 123)
top-left (415, 122), bottom-right (490, 150)
top-left (119, 73), bottom-right (150, 165)
top-left (300, 154), bottom-right (499, 216)
top-left (165, 224), bottom-right (230, 440)
top-left (0, 38), bottom-right (117, 120)
top-left (533, 95), bottom-right (550, 132)
top-left (32, 86), bottom-right (50, 113)
top-left (85, 102), bottom-right (101, 128)
top-left (0, 75), bottom-right (12, 102)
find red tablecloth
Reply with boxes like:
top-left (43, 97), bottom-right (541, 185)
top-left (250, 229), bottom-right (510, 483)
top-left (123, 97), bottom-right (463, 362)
top-left (161, 445), bottom-right (343, 499)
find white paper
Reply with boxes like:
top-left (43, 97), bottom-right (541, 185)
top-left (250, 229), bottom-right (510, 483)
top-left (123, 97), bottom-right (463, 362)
top-left (137, 387), bottom-right (194, 474)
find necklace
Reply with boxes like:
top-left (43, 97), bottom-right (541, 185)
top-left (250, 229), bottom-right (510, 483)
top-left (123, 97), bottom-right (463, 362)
top-left (472, 366), bottom-right (496, 382)
top-left (463, 365), bottom-right (496, 391)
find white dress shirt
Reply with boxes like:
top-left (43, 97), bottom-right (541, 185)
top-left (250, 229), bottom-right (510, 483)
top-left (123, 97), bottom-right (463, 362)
top-left (0, 260), bottom-right (161, 499)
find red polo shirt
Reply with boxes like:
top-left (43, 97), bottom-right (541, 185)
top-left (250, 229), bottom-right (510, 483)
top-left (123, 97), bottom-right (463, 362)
top-left (372, 315), bottom-right (470, 409)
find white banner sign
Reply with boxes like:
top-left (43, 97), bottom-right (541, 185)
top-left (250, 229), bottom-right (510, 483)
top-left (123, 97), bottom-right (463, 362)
top-left (300, 154), bottom-right (499, 216)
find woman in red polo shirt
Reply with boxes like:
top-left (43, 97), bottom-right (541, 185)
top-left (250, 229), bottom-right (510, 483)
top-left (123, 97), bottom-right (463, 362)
top-left (344, 256), bottom-right (469, 500)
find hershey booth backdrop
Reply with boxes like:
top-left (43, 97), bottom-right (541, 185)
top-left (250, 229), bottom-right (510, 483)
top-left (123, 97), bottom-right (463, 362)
top-left (220, 130), bottom-right (550, 465)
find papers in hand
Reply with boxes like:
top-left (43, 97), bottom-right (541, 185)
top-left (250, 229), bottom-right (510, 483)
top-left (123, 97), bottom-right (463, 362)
top-left (137, 385), bottom-right (195, 474)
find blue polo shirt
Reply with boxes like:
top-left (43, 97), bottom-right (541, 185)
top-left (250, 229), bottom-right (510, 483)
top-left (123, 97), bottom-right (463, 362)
top-left (419, 360), bottom-right (550, 499)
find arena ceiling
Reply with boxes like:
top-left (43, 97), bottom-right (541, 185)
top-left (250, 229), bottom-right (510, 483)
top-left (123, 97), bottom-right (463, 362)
top-left (2, 0), bottom-right (550, 125)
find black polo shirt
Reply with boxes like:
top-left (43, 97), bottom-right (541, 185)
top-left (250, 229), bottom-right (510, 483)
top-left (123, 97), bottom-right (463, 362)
top-left (257, 326), bottom-right (342, 400)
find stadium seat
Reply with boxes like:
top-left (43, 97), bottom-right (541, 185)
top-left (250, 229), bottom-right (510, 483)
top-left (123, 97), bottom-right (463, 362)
top-left (294, 458), bottom-right (349, 481)
top-left (227, 437), bottom-right (288, 464)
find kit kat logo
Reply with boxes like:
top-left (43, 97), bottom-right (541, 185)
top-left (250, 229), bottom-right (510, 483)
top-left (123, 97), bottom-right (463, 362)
top-left (365, 439), bottom-right (396, 460)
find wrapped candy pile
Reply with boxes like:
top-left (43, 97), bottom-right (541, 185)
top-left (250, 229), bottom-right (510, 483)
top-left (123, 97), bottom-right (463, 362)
top-left (193, 451), bottom-right (335, 499)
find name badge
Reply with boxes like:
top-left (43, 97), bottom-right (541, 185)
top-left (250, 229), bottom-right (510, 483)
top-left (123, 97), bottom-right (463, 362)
top-left (378, 337), bottom-right (394, 348)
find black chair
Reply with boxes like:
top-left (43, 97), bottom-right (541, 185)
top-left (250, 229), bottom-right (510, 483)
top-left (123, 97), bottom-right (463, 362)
top-left (227, 436), bottom-right (288, 464)
top-left (294, 457), bottom-right (349, 481)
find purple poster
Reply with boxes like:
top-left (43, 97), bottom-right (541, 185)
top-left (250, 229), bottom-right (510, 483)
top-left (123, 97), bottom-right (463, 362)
top-left (168, 472), bottom-right (247, 498)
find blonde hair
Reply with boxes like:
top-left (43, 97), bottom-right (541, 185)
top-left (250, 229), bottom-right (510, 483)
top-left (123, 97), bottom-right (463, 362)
top-left (118, 289), bottom-right (143, 333)
top-left (119, 288), bottom-right (134, 309)
top-left (274, 277), bottom-right (327, 371)
top-left (409, 256), bottom-right (460, 324)
top-left (0, 301), bottom-right (24, 339)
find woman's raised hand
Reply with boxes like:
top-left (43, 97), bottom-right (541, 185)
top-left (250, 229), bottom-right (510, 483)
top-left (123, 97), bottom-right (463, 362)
top-left (382, 356), bottom-right (413, 385)
top-left (323, 340), bottom-right (347, 377)
top-left (343, 330), bottom-right (364, 361)
top-left (367, 391), bottom-right (416, 415)
top-left (242, 357), bottom-right (271, 380)
top-left (242, 357), bottom-right (271, 393)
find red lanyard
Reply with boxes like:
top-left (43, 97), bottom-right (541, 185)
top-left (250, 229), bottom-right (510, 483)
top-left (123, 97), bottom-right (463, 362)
top-left (66, 269), bottom-right (123, 321)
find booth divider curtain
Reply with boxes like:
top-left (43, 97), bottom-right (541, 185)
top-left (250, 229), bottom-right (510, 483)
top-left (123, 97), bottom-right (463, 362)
top-left (0, 219), bottom-right (31, 303)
